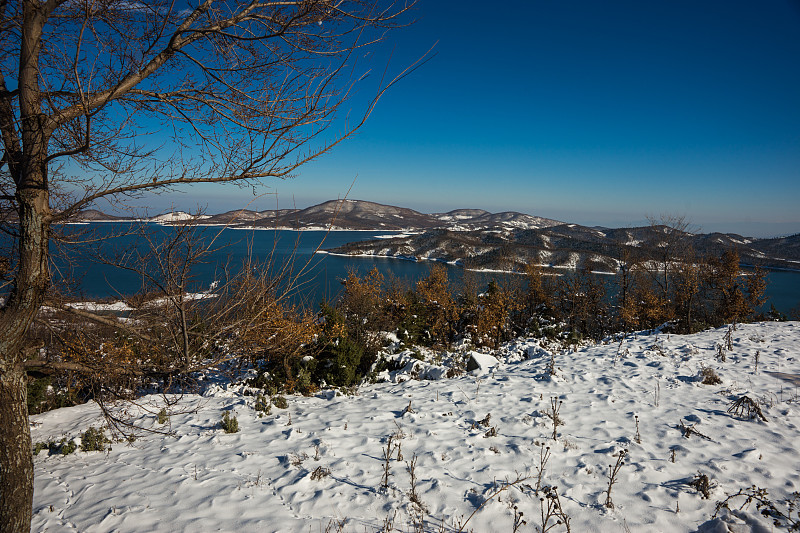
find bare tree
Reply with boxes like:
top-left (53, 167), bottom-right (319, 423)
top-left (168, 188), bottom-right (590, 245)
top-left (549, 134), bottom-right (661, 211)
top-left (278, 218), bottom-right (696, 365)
top-left (0, 2), bottom-right (423, 530)
top-left (645, 213), bottom-right (693, 303)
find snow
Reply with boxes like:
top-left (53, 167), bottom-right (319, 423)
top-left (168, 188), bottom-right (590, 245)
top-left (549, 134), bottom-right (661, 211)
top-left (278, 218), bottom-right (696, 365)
top-left (374, 233), bottom-right (419, 239)
top-left (65, 301), bottom-right (134, 312)
top-left (31, 322), bottom-right (800, 532)
top-left (150, 212), bottom-right (212, 223)
top-left (63, 293), bottom-right (216, 313)
top-left (465, 351), bottom-right (500, 373)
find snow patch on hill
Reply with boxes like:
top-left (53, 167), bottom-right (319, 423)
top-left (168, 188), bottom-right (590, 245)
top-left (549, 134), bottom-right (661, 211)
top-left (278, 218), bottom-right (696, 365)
top-left (150, 211), bottom-right (211, 223)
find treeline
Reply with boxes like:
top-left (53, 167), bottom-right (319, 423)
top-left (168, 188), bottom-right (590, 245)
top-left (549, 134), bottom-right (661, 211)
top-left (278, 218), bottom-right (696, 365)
top-left (254, 247), bottom-right (775, 395)
top-left (26, 244), bottom-right (780, 414)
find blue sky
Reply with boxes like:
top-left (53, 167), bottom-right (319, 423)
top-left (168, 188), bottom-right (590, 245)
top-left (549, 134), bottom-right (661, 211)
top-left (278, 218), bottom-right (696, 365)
top-left (150, 1), bottom-right (800, 237)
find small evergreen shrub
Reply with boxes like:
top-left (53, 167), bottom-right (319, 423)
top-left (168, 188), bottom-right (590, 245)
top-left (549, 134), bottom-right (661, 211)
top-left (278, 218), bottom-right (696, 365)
top-left (33, 442), bottom-right (49, 456)
top-left (315, 335), bottom-right (365, 387)
top-left (80, 427), bottom-right (110, 452)
top-left (254, 394), bottom-right (271, 414)
top-left (272, 395), bottom-right (288, 409)
top-left (220, 411), bottom-right (239, 433)
top-left (33, 439), bottom-right (72, 456)
top-left (157, 408), bottom-right (169, 424)
top-left (26, 376), bottom-right (82, 415)
top-left (60, 439), bottom-right (77, 455)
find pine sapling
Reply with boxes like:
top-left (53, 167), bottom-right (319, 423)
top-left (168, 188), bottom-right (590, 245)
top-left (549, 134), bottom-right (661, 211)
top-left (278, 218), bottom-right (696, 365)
top-left (546, 351), bottom-right (557, 376)
top-left (220, 411), bottom-right (239, 433)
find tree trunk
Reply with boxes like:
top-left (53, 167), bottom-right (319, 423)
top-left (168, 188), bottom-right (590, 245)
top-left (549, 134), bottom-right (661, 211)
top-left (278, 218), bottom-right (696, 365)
top-left (0, 185), bottom-right (51, 533)
top-left (0, 368), bottom-right (33, 533)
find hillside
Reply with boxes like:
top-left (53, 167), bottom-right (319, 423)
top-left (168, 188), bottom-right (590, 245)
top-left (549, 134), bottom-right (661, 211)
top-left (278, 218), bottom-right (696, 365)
top-left (31, 321), bottom-right (800, 532)
top-left (255, 199), bottom-right (442, 230)
top-left (328, 223), bottom-right (800, 273)
top-left (69, 199), bottom-right (563, 232)
top-left (66, 200), bottom-right (800, 271)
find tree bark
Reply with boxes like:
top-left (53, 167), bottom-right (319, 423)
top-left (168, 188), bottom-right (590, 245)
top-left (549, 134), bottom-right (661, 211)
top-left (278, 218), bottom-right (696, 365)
top-left (0, 368), bottom-right (34, 533)
top-left (0, 185), bottom-right (51, 533)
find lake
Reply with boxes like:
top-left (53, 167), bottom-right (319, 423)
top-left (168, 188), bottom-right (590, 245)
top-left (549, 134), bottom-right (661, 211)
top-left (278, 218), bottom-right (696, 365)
top-left (49, 223), bottom-right (800, 314)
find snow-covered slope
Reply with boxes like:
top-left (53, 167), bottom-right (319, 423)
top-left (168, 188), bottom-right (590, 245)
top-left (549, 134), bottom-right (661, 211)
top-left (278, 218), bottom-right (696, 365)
top-left (32, 322), bottom-right (800, 532)
top-left (149, 211), bottom-right (211, 223)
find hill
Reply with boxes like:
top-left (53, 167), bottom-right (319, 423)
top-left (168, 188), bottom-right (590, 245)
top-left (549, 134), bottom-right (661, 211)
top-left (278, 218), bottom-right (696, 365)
top-left (67, 200), bottom-right (799, 271)
top-left (30, 321), bottom-right (800, 532)
top-left (328, 222), bottom-right (800, 273)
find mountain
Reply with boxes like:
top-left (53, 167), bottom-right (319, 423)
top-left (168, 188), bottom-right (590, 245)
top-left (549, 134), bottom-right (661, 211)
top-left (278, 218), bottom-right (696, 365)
top-left (252, 199), bottom-right (441, 230)
top-left (67, 209), bottom-right (127, 222)
top-left (749, 233), bottom-right (800, 264)
top-left (431, 208), bottom-right (490, 221)
top-left (327, 222), bottom-right (800, 273)
top-left (202, 208), bottom-right (298, 225)
top-left (65, 200), bottom-right (798, 271)
top-left (68, 200), bottom-right (561, 232)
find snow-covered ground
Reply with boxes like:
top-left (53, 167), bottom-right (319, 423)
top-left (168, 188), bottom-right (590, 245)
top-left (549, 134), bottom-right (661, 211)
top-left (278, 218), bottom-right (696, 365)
top-left (31, 322), bottom-right (800, 532)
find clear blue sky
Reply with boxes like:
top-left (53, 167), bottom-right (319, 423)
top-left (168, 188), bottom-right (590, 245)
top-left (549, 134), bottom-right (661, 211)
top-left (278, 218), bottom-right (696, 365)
top-left (149, 0), bottom-right (800, 238)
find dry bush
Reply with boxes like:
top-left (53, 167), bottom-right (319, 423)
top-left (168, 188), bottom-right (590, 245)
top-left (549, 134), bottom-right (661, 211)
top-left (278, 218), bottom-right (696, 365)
top-left (727, 395), bottom-right (768, 422)
top-left (474, 280), bottom-right (519, 348)
top-left (700, 366), bottom-right (722, 385)
top-left (415, 265), bottom-right (458, 347)
top-left (690, 472), bottom-right (714, 499)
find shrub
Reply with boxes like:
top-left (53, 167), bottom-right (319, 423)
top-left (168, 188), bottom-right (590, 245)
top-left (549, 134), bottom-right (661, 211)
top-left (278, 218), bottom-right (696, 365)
top-left (690, 472), bottom-right (713, 499)
top-left (80, 427), bottom-right (110, 452)
top-left (26, 375), bottom-right (83, 415)
top-left (157, 408), bottom-right (169, 424)
top-left (315, 335), bottom-right (365, 387)
top-left (310, 466), bottom-right (331, 480)
top-left (700, 366), bottom-right (722, 385)
top-left (727, 395), bottom-right (768, 422)
top-left (254, 394), bottom-right (271, 414)
top-left (60, 439), bottom-right (77, 455)
top-left (32, 442), bottom-right (49, 456)
top-left (714, 486), bottom-right (800, 530)
top-left (32, 439), bottom-right (76, 456)
top-left (272, 396), bottom-right (288, 409)
top-left (220, 411), bottom-right (239, 433)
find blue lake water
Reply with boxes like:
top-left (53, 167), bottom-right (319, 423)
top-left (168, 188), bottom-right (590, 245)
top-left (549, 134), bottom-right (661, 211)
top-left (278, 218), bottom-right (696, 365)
top-left (51, 223), bottom-right (800, 314)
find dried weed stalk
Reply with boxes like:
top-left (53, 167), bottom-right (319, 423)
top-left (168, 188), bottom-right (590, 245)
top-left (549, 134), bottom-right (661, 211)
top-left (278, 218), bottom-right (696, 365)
top-left (727, 395), bottom-right (768, 422)
top-left (605, 449), bottom-right (627, 509)
top-left (546, 398), bottom-right (563, 441)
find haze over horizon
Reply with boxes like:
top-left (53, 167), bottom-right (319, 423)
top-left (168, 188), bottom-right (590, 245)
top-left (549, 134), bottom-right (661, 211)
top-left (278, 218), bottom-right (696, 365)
top-left (119, 1), bottom-right (800, 239)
